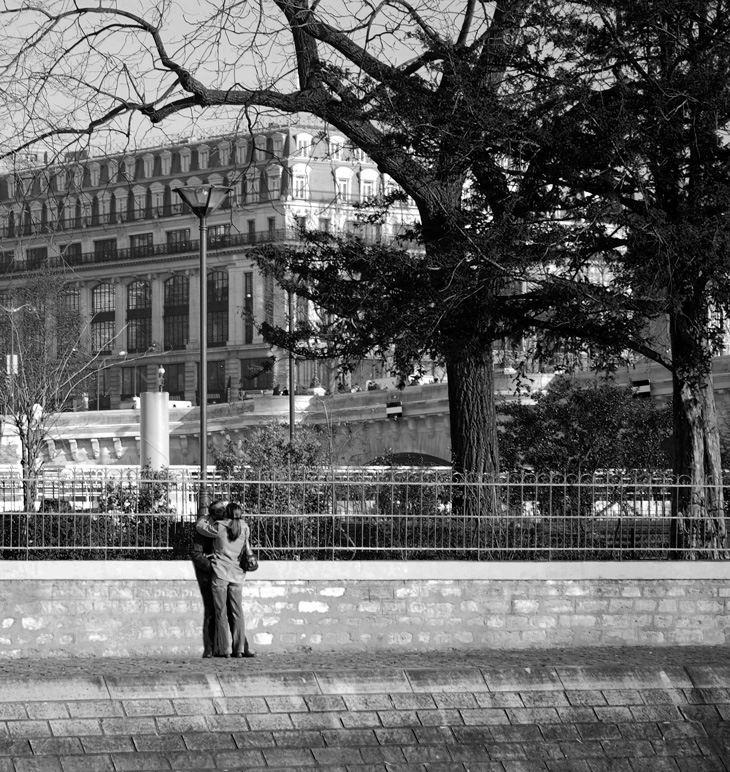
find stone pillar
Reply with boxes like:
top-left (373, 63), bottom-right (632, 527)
top-left (140, 392), bottom-right (170, 471)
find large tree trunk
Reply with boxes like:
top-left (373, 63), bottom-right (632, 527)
top-left (669, 314), bottom-right (727, 558)
top-left (445, 345), bottom-right (499, 478)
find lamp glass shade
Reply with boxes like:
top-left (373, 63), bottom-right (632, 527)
top-left (175, 185), bottom-right (232, 217)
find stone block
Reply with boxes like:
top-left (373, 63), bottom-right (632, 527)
top-left (316, 670), bottom-right (411, 695)
top-left (484, 667), bottom-right (563, 692)
top-left (405, 668), bottom-right (487, 693)
top-left (220, 670), bottom-right (320, 697)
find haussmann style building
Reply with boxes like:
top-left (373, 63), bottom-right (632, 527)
top-left (0, 122), bottom-right (419, 410)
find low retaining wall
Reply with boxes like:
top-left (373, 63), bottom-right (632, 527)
top-left (0, 562), bottom-right (728, 658)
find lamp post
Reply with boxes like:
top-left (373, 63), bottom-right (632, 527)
top-left (174, 184), bottom-right (232, 515)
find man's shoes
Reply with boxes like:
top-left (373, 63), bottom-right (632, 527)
top-left (214, 653), bottom-right (230, 658)
top-left (234, 651), bottom-right (256, 658)
top-left (202, 651), bottom-right (213, 659)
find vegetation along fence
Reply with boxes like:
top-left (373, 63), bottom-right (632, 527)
top-left (0, 468), bottom-right (727, 560)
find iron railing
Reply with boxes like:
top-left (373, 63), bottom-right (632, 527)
top-left (0, 468), bottom-right (727, 560)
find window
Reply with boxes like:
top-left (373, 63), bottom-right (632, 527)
top-left (130, 233), bottom-right (153, 257)
top-left (361, 179), bottom-right (375, 200)
top-left (126, 281), bottom-right (152, 353)
top-left (164, 274), bottom-right (189, 306)
top-left (26, 247), bottom-right (47, 269)
top-left (164, 275), bottom-right (189, 351)
top-left (92, 320), bottom-right (116, 355)
top-left (0, 250), bottom-right (13, 269)
top-left (127, 317), bottom-right (152, 354)
top-left (244, 272), bottom-right (254, 345)
top-left (217, 142), bottom-right (231, 166)
top-left (166, 229), bottom-right (190, 253)
top-left (92, 284), bottom-right (115, 314)
top-left (267, 173), bottom-right (281, 200)
top-left (164, 314), bottom-right (188, 351)
top-left (206, 360), bottom-right (227, 403)
top-left (62, 287), bottom-right (80, 312)
top-left (164, 362), bottom-right (186, 399)
top-left (197, 145), bottom-right (209, 169)
top-left (318, 218), bottom-right (331, 233)
top-left (121, 366), bottom-right (147, 399)
top-left (329, 138), bottom-right (344, 160)
top-left (336, 177), bottom-right (350, 201)
top-left (296, 135), bottom-right (311, 157)
top-left (208, 224), bottom-right (230, 247)
top-left (268, 217), bottom-right (276, 237)
top-left (247, 219), bottom-right (257, 244)
top-left (294, 215), bottom-right (307, 234)
top-left (293, 174), bottom-right (308, 199)
top-left (207, 271), bottom-right (228, 347)
top-left (91, 284), bottom-right (116, 354)
top-left (179, 148), bottom-right (191, 173)
top-left (127, 281), bottom-right (151, 311)
top-left (254, 137), bottom-right (267, 161)
top-left (244, 171), bottom-right (259, 203)
top-left (240, 357), bottom-right (273, 390)
top-left (94, 238), bottom-right (117, 261)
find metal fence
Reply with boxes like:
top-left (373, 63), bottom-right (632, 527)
top-left (0, 468), bottom-right (727, 560)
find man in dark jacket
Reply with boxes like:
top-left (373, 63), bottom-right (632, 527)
top-left (191, 500), bottom-right (226, 657)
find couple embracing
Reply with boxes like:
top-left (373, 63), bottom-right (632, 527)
top-left (191, 499), bottom-right (257, 658)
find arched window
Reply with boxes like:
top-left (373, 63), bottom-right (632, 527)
top-left (207, 271), bottom-right (228, 347)
top-left (164, 275), bottom-right (189, 350)
top-left (126, 281), bottom-right (152, 353)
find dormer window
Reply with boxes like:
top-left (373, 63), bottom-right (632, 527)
top-left (107, 160), bottom-right (119, 184)
top-left (217, 141), bottom-right (231, 166)
top-left (54, 171), bottom-right (66, 193)
top-left (235, 139), bottom-right (248, 164)
top-left (254, 136), bottom-right (267, 162)
top-left (71, 166), bottom-right (83, 188)
top-left (272, 133), bottom-right (285, 155)
top-left (88, 162), bottom-right (101, 187)
top-left (143, 154), bottom-right (154, 178)
top-left (197, 145), bottom-right (210, 170)
top-left (160, 151), bottom-right (172, 176)
top-left (179, 147), bottom-right (191, 173)
top-left (123, 157), bottom-right (136, 181)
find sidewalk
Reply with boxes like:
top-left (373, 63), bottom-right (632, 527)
top-left (0, 646), bottom-right (728, 771)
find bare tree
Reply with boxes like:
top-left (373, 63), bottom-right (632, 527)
top-left (0, 270), bottom-right (95, 509)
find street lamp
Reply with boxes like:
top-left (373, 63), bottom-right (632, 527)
top-left (174, 184), bottom-right (232, 514)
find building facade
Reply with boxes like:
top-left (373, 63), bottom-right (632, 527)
top-left (0, 122), bottom-right (418, 408)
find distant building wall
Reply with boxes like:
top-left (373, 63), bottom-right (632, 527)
top-left (0, 562), bottom-right (727, 658)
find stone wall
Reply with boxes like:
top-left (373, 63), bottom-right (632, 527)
top-left (0, 562), bottom-right (727, 658)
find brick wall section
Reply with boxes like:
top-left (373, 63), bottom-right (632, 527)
top-left (0, 562), bottom-right (728, 657)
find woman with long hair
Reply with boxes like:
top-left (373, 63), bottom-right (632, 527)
top-left (195, 501), bottom-right (255, 658)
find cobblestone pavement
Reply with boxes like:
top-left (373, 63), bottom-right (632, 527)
top-left (0, 646), bottom-right (728, 771)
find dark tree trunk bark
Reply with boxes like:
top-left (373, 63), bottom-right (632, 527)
top-left (669, 313), bottom-right (727, 558)
top-left (445, 345), bottom-right (499, 478)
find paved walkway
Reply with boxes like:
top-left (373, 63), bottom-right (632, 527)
top-left (0, 647), bottom-right (728, 771)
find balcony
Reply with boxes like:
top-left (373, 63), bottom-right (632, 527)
top-left (1, 225), bottom-right (420, 275)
